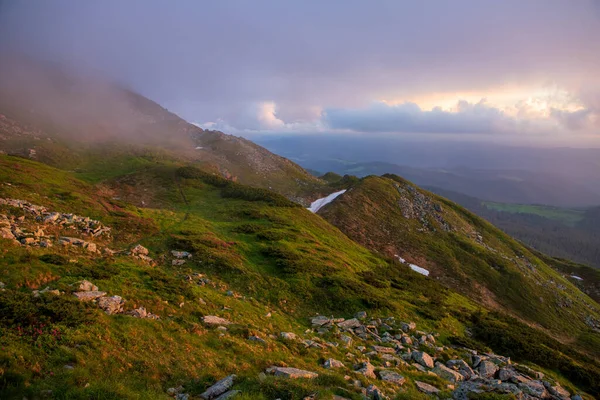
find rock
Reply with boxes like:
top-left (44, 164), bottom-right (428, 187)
top-left (200, 375), bottom-right (236, 399)
top-left (411, 363), bottom-right (427, 372)
top-left (311, 316), bottom-right (330, 326)
top-left (97, 296), bottom-right (125, 315)
top-left (366, 384), bottom-right (386, 400)
top-left (401, 336), bottom-right (412, 345)
top-left (171, 250), bottom-right (192, 259)
top-left (337, 318), bottom-right (362, 330)
top-left (412, 351), bottom-right (434, 369)
top-left (267, 367), bottom-right (318, 379)
top-left (518, 380), bottom-right (548, 398)
top-left (77, 280), bottom-right (98, 292)
top-left (415, 381), bottom-right (440, 395)
top-left (214, 390), bottom-right (240, 400)
top-left (128, 307), bottom-right (160, 319)
top-left (248, 336), bottom-right (266, 344)
top-left (340, 334), bottom-right (353, 347)
top-left (401, 321), bottom-right (416, 332)
top-left (378, 370), bottom-right (405, 385)
top-left (73, 291), bottom-right (106, 301)
top-left (280, 332), bottom-right (297, 341)
top-left (324, 358), bottom-right (344, 369)
top-left (510, 374), bottom-right (530, 384)
top-left (544, 382), bottom-right (571, 399)
top-left (172, 259), bottom-right (186, 266)
top-left (131, 244), bottom-right (149, 255)
top-left (167, 386), bottom-right (184, 396)
top-left (371, 345), bottom-right (395, 354)
top-left (355, 311), bottom-right (367, 319)
top-left (471, 354), bottom-right (486, 368)
top-left (571, 395), bottom-right (583, 400)
top-left (202, 316), bottom-right (231, 326)
top-left (86, 242), bottom-right (97, 253)
top-left (497, 368), bottom-right (515, 381)
top-left (432, 362), bottom-right (464, 382)
top-left (357, 361), bottom-right (376, 379)
top-left (478, 360), bottom-right (498, 378)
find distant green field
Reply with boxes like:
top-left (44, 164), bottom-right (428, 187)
top-left (483, 202), bottom-right (585, 226)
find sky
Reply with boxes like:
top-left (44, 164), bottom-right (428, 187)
top-left (1, 0), bottom-right (599, 145)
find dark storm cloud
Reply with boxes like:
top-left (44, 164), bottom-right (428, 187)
top-left (0, 0), bottom-right (599, 134)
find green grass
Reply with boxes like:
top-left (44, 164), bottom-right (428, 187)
top-left (483, 202), bottom-right (585, 226)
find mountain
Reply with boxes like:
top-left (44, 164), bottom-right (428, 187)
top-left (1, 59), bottom-right (600, 399)
top-left (317, 174), bottom-right (600, 347)
top-left (0, 55), bottom-right (322, 202)
top-left (305, 161), bottom-right (600, 207)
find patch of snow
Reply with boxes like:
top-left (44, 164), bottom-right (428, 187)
top-left (195, 146), bottom-right (204, 150)
top-left (307, 190), bottom-right (347, 213)
top-left (395, 255), bottom-right (429, 276)
top-left (570, 275), bottom-right (583, 281)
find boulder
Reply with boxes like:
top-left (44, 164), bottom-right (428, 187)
top-left (73, 291), bottom-right (106, 301)
top-left (401, 322), bottom-right (416, 332)
top-left (131, 244), bottom-right (149, 255)
top-left (280, 332), bottom-right (297, 341)
top-left (97, 296), bottom-right (125, 315)
top-left (478, 360), bottom-right (498, 378)
top-left (200, 375), bottom-right (236, 399)
top-left (544, 382), bottom-right (571, 399)
top-left (324, 358), bottom-right (344, 369)
top-left (365, 384), bottom-right (386, 400)
top-left (267, 367), bottom-right (318, 379)
top-left (432, 362), bottom-right (464, 383)
top-left (357, 361), bottom-right (376, 379)
top-left (337, 318), bottom-right (362, 330)
top-left (412, 351), bottom-right (434, 369)
top-left (371, 345), bottom-right (395, 354)
top-left (77, 280), bottom-right (98, 292)
top-left (378, 370), bottom-right (405, 385)
top-left (497, 368), bottom-right (515, 381)
top-left (248, 336), bottom-right (266, 344)
top-left (202, 316), bottom-right (232, 326)
top-left (171, 250), bottom-right (192, 259)
top-left (415, 381), bottom-right (440, 395)
top-left (311, 316), bottom-right (330, 326)
top-left (518, 380), bottom-right (548, 398)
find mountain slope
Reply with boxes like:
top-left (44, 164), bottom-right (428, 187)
top-left (317, 174), bottom-right (600, 351)
top-left (0, 55), bottom-right (322, 202)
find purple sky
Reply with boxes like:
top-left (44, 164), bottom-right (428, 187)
top-left (1, 0), bottom-right (599, 143)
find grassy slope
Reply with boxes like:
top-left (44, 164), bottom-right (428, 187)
top-left (0, 156), bottom-right (480, 399)
top-left (318, 175), bottom-right (600, 353)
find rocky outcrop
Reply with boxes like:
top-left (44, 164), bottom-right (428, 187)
top-left (200, 375), bottom-right (236, 400)
top-left (266, 367), bottom-right (318, 379)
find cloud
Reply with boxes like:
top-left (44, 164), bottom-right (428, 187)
top-left (323, 100), bottom-right (527, 134)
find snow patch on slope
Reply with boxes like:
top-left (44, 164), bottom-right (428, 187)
top-left (307, 190), bottom-right (347, 213)
top-left (570, 275), bottom-right (583, 281)
top-left (396, 255), bottom-right (430, 276)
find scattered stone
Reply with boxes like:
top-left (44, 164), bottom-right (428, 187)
top-left (131, 244), bottom-right (149, 255)
top-left (323, 358), bottom-right (344, 369)
top-left (432, 362), bottom-right (464, 383)
top-left (97, 296), bottom-right (125, 315)
top-left (77, 280), bottom-right (98, 292)
top-left (357, 361), bottom-right (376, 379)
top-left (378, 370), bottom-right (405, 385)
top-left (200, 375), bottom-right (236, 400)
top-left (214, 390), bottom-right (240, 400)
top-left (167, 386), bottom-right (184, 396)
top-left (518, 380), bottom-right (548, 398)
top-left (337, 318), bottom-right (362, 330)
top-left (202, 316), bottom-right (232, 326)
top-left (73, 291), bottom-right (106, 301)
top-left (267, 367), bottom-right (318, 379)
top-left (415, 381), bottom-right (440, 395)
top-left (311, 316), bottom-right (330, 326)
top-left (371, 345), bottom-right (395, 354)
top-left (280, 332), bottom-right (297, 341)
top-left (172, 259), bottom-right (186, 266)
top-left (401, 321), bottom-right (416, 332)
top-left (366, 384), bottom-right (386, 400)
top-left (412, 351), bottom-right (434, 369)
top-left (478, 360), bottom-right (498, 378)
top-left (128, 307), bottom-right (160, 319)
top-left (171, 250), bottom-right (192, 259)
top-left (248, 336), bottom-right (266, 344)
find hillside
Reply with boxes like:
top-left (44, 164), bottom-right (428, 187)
top-left (0, 56), bottom-right (322, 202)
top-left (317, 174), bottom-right (600, 351)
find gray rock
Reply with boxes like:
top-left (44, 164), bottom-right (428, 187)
top-left (176, 394), bottom-right (189, 400)
top-left (97, 295), bottom-right (124, 315)
top-left (378, 370), bottom-right (405, 385)
top-left (544, 382), bottom-right (571, 399)
top-left (340, 334), bottom-right (353, 347)
top-left (337, 318), bottom-right (362, 330)
top-left (128, 307), bottom-right (160, 319)
top-left (248, 336), bottom-right (266, 344)
top-left (412, 351), bottom-right (434, 369)
top-left (478, 360), bottom-right (498, 378)
top-left (371, 345), bottom-right (395, 354)
top-left (202, 316), bottom-right (232, 326)
top-left (518, 380), bottom-right (548, 398)
top-left (280, 332), bottom-right (297, 341)
top-left (324, 358), bottom-right (344, 369)
top-left (267, 367), bottom-right (318, 379)
top-left (311, 316), bottom-right (330, 326)
top-left (171, 250), bottom-right (192, 259)
top-left (401, 321), bottom-right (416, 332)
top-left (497, 368), bottom-right (515, 381)
top-left (357, 361), bottom-right (376, 379)
top-left (131, 244), bottom-right (149, 255)
top-left (415, 381), bottom-right (440, 395)
top-left (432, 362), bottom-right (464, 382)
top-left (200, 375), bottom-right (236, 399)
top-left (366, 384), bottom-right (386, 400)
top-left (73, 291), bottom-right (106, 301)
